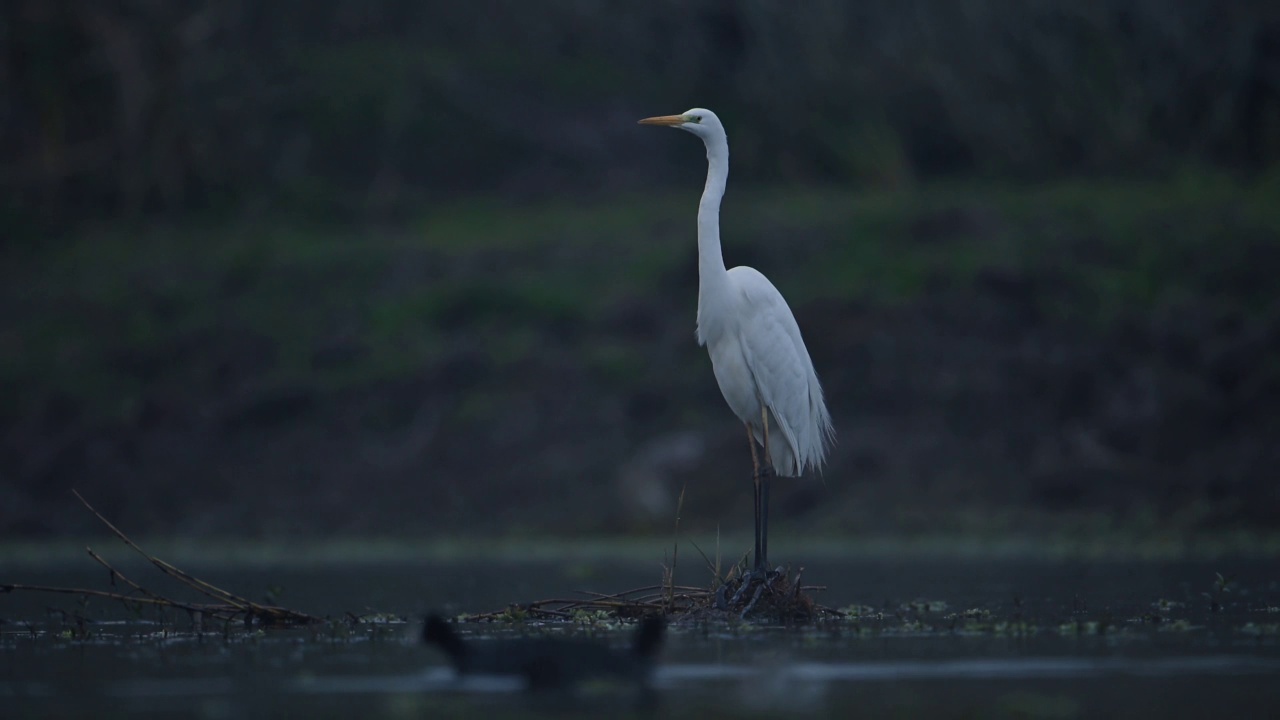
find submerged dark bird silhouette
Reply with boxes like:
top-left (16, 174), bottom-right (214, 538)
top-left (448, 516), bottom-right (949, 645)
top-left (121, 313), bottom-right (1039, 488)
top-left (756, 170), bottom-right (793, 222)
top-left (422, 614), bottom-right (666, 691)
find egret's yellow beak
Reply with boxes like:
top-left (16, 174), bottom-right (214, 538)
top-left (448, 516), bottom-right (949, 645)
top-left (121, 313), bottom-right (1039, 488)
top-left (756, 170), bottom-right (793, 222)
top-left (638, 114), bottom-right (686, 126)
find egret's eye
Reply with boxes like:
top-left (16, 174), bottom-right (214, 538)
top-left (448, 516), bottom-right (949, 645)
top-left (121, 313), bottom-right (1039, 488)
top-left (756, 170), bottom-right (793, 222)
top-left (686, 115), bottom-right (702, 124)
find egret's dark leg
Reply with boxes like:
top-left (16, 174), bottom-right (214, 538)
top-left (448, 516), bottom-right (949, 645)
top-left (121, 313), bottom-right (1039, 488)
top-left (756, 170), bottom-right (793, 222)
top-left (746, 423), bottom-right (763, 575)
top-left (759, 408), bottom-right (773, 574)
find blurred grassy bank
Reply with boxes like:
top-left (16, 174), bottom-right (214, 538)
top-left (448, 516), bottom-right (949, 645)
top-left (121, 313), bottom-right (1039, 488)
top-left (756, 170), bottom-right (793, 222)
top-left (4, 174), bottom-right (1280, 540)
top-left (9, 1), bottom-right (1278, 231)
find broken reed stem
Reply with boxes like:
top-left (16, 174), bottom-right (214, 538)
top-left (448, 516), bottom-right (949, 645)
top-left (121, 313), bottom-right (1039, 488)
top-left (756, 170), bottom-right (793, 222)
top-left (86, 547), bottom-right (167, 604)
top-left (666, 484), bottom-right (687, 608)
top-left (2, 583), bottom-right (194, 608)
top-left (0, 583), bottom-right (244, 623)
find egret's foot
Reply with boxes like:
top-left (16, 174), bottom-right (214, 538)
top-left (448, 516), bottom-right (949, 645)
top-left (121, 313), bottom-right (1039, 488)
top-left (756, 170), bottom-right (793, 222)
top-left (728, 576), bottom-right (755, 607)
top-left (726, 565), bottom-right (778, 612)
top-left (744, 565), bottom-right (781, 583)
top-left (740, 582), bottom-right (767, 619)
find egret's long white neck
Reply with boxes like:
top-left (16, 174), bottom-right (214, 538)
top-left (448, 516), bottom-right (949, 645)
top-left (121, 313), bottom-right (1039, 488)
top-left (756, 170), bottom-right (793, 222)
top-left (696, 131), bottom-right (731, 341)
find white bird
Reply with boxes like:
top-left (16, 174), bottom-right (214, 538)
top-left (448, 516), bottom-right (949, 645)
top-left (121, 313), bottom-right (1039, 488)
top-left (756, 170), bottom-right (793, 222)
top-left (639, 108), bottom-right (834, 575)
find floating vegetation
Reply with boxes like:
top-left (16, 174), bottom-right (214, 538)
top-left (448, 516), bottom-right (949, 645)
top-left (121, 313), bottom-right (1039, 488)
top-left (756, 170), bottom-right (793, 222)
top-left (1239, 623), bottom-right (1280, 637)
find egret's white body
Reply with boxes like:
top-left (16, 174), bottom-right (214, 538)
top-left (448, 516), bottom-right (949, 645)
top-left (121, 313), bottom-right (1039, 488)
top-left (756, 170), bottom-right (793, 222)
top-left (640, 108), bottom-right (833, 572)
top-left (701, 264), bottom-right (829, 477)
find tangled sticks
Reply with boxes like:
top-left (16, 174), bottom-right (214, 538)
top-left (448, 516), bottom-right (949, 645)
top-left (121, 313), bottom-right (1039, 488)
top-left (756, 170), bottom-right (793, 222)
top-left (460, 566), bottom-right (839, 624)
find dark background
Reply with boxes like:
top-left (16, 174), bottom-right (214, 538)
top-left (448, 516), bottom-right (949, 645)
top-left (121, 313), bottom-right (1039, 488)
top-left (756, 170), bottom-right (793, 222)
top-left (3, 0), bottom-right (1279, 544)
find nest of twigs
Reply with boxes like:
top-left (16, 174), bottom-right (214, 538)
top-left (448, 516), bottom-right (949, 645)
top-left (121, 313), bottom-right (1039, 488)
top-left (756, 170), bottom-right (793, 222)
top-left (461, 566), bottom-right (842, 624)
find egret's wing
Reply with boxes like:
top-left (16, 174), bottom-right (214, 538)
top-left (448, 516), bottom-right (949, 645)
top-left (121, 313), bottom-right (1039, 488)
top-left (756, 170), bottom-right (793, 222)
top-left (731, 265), bottom-right (834, 474)
top-left (730, 267), bottom-right (809, 462)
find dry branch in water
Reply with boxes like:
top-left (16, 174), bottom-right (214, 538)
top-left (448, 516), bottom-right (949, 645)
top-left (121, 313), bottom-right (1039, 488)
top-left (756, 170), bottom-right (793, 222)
top-left (3, 492), bottom-right (840, 627)
top-left (0, 490), bottom-right (321, 627)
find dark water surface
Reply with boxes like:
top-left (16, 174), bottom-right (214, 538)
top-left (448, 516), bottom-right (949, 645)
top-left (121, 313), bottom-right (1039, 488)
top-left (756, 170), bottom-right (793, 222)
top-left (3, 556), bottom-right (1279, 718)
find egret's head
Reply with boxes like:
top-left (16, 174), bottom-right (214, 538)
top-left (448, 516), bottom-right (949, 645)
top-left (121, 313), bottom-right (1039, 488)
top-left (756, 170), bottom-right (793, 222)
top-left (638, 108), bottom-right (723, 140)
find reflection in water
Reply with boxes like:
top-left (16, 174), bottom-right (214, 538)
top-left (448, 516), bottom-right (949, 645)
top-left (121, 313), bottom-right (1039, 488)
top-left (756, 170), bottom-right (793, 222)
top-left (653, 655), bottom-right (1280, 683)
top-left (421, 613), bottom-right (665, 691)
top-left (102, 655), bottom-right (1280, 699)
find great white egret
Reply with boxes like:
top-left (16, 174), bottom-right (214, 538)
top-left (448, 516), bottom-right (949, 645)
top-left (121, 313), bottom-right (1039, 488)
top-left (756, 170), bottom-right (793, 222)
top-left (639, 108), bottom-right (834, 576)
